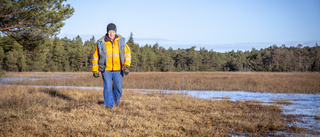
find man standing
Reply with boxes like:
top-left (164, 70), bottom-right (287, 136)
top-left (92, 23), bottom-right (131, 109)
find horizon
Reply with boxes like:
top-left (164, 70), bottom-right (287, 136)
top-left (58, 33), bottom-right (320, 52)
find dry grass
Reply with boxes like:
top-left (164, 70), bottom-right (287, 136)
top-left (272, 99), bottom-right (292, 105)
top-left (1, 86), bottom-right (315, 136)
top-left (315, 115), bottom-right (320, 120)
top-left (3, 72), bottom-right (320, 94)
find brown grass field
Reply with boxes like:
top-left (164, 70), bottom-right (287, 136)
top-left (3, 72), bottom-right (320, 94)
top-left (1, 72), bottom-right (319, 136)
top-left (0, 86), bottom-right (316, 136)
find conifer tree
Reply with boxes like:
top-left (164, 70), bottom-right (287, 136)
top-left (0, 0), bottom-right (74, 50)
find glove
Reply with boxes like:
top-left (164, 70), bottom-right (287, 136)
top-left (93, 73), bottom-right (100, 78)
top-left (123, 66), bottom-right (130, 75)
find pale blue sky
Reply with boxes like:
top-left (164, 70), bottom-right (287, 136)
top-left (58, 0), bottom-right (320, 52)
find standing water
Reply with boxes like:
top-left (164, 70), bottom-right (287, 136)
top-left (1, 77), bottom-right (319, 133)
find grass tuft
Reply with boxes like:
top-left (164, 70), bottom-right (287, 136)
top-left (0, 86), bottom-right (316, 136)
top-left (3, 72), bottom-right (320, 94)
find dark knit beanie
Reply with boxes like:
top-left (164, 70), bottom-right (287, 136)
top-left (107, 23), bottom-right (117, 32)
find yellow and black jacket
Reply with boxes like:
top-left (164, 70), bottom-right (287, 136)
top-left (92, 34), bottom-right (131, 73)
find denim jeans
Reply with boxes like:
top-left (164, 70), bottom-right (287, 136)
top-left (101, 71), bottom-right (123, 109)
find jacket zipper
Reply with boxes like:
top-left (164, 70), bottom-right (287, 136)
top-left (112, 41), bottom-right (114, 71)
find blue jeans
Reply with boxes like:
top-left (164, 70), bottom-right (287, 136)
top-left (101, 71), bottom-right (123, 109)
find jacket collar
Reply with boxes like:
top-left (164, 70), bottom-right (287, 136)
top-left (98, 33), bottom-right (123, 42)
top-left (104, 33), bottom-right (119, 42)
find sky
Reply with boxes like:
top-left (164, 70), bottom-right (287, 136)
top-left (58, 0), bottom-right (320, 52)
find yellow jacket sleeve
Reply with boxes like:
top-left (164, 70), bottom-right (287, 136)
top-left (92, 45), bottom-right (99, 73)
top-left (124, 43), bottom-right (131, 67)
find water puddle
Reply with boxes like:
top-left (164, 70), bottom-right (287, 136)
top-left (1, 77), bottom-right (319, 133)
top-left (185, 91), bottom-right (320, 116)
top-left (183, 90), bottom-right (320, 133)
top-left (1, 77), bottom-right (45, 82)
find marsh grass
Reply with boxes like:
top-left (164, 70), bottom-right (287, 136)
top-left (0, 86), bottom-right (317, 136)
top-left (3, 72), bottom-right (320, 94)
top-left (272, 98), bottom-right (292, 105)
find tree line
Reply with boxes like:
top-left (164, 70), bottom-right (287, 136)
top-left (0, 35), bottom-right (95, 72)
top-left (0, 33), bottom-right (319, 72)
top-left (1, 1), bottom-right (319, 72)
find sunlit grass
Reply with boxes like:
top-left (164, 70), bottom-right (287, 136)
top-left (1, 86), bottom-right (316, 136)
top-left (3, 72), bottom-right (320, 94)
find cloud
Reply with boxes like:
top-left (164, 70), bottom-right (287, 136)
top-left (282, 40), bottom-right (320, 47)
top-left (134, 38), bottom-right (176, 46)
top-left (143, 40), bottom-right (320, 52)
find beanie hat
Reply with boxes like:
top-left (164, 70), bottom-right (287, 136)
top-left (107, 23), bottom-right (117, 32)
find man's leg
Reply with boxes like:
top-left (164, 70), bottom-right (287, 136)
top-left (101, 71), bottom-right (114, 108)
top-left (112, 71), bottom-right (123, 106)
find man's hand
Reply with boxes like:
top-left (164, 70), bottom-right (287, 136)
top-left (93, 73), bottom-right (100, 78)
top-left (124, 66), bottom-right (130, 75)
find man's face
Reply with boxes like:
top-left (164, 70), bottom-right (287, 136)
top-left (108, 30), bottom-right (116, 40)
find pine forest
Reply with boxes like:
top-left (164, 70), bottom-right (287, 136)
top-left (0, 33), bottom-right (319, 72)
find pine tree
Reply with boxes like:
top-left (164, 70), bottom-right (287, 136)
top-left (126, 33), bottom-right (140, 72)
top-left (0, 0), bottom-right (74, 50)
top-left (83, 36), bottom-right (96, 71)
top-left (1, 33), bottom-right (320, 72)
top-left (0, 46), bottom-right (4, 70)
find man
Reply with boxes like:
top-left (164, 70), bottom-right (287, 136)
top-left (92, 23), bottom-right (131, 109)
